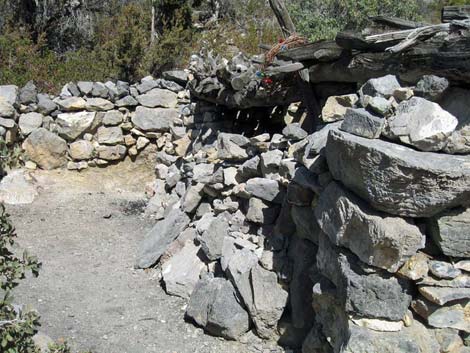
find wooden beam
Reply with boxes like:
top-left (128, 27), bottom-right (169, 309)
top-left (370, 16), bottom-right (428, 29)
top-left (268, 0), bottom-right (296, 38)
top-left (442, 5), bottom-right (470, 22)
top-left (276, 41), bottom-right (344, 62)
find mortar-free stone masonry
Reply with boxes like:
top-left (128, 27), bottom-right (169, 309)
top-left (2, 70), bottom-right (470, 353)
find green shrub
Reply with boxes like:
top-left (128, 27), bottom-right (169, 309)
top-left (0, 204), bottom-right (42, 353)
top-left (288, 0), bottom-right (422, 41)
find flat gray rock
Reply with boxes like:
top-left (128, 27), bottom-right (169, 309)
top-left (412, 299), bottom-right (470, 332)
top-left (429, 261), bottom-right (461, 280)
top-left (37, 94), bottom-right (57, 115)
top-left (428, 208), bottom-right (470, 258)
top-left (326, 129), bottom-right (470, 217)
top-left (96, 126), bottom-right (124, 145)
top-left (85, 98), bottom-right (114, 111)
top-left (96, 145), bottom-right (127, 161)
top-left (115, 95), bottom-right (138, 107)
top-left (315, 182), bottom-right (424, 272)
top-left (282, 123), bottom-right (307, 141)
top-left (245, 178), bottom-right (285, 204)
top-left (419, 286), bottom-right (470, 306)
top-left (135, 207), bottom-right (190, 269)
top-left (132, 107), bottom-right (178, 132)
top-left (19, 81), bottom-right (37, 104)
top-left (137, 88), bottom-right (178, 108)
top-left (69, 140), bottom-right (94, 160)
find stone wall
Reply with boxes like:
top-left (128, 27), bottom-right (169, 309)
top-left (134, 74), bottom-right (470, 353)
top-left (3, 72), bottom-right (470, 353)
top-left (0, 71), bottom-right (196, 171)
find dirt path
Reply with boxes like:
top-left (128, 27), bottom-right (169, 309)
top-left (7, 163), bottom-right (268, 353)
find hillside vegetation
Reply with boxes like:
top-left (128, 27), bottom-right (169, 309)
top-left (0, 0), bottom-right (468, 92)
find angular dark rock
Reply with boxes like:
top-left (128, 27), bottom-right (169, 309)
top-left (135, 207), bottom-right (191, 269)
top-left (186, 276), bottom-right (250, 340)
top-left (317, 233), bottom-right (412, 321)
top-left (326, 129), bottom-right (470, 217)
top-left (315, 182), bottom-right (424, 272)
top-left (340, 108), bottom-right (384, 139)
top-left (428, 207), bottom-right (470, 258)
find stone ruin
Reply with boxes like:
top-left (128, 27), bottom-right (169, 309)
top-left (2, 7), bottom-right (470, 353)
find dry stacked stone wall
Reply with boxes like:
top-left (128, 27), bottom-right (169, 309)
top-left (3, 73), bottom-right (470, 353)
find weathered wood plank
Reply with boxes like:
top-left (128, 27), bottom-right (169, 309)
top-left (276, 41), bottom-right (344, 62)
top-left (268, 0), bottom-right (296, 37)
top-left (371, 16), bottom-right (428, 29)
top-left (442, 5), bottom-right (470, 22)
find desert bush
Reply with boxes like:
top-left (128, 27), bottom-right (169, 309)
top-left (288, 0), bottom-right (422, 41)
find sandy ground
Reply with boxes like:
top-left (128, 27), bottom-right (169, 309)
top-left (6, 163), bottom-right (278, 353)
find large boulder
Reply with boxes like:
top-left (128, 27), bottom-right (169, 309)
top-left (186, 276), bottom-right (250, 340)
top-left (22, 128), bottom-right (67, 170)
top-left (132, 107), bottom-right (179, 132)
top-left (326, 129), bottom-right (470, 217)
top-left (135, 206), bottom-right (191, 269)
top-left (386, 97), bottom-right (458, 152)
top-left (315, 182), bottom-right (424, 272)
top-left (56, 112), bottom-right (96, 141)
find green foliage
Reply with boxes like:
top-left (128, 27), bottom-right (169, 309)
top-left (0, 139), bottom-right (23, 172)
top-left (0, 204), bottom-right (42, 353)
top-left (0, 30), bottom-right (111, 92)
top-left (288, 0), bottom-right (422, 41)
top-left (95, 4), bottom-right (151, 82)
top-left (155, 0), bottom-right (192, 32)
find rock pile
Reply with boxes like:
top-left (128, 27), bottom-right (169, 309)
top-left (0, 74), bottom-right (191, 170)
top-left (135, 73), bottom-right (470, 353)
top-left (3, 69), bottom-right (470, 352)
